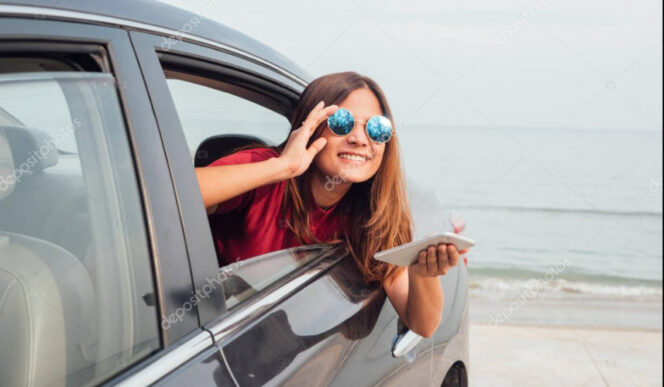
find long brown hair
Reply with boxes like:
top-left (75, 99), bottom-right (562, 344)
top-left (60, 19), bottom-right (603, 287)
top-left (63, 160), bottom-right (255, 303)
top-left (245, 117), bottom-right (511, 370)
top-left (276, 71), bottom-right (413, 285)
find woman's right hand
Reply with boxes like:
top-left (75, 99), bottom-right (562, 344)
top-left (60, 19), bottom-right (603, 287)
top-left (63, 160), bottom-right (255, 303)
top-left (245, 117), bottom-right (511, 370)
top-left (279, 100), bottom-right (338, 178)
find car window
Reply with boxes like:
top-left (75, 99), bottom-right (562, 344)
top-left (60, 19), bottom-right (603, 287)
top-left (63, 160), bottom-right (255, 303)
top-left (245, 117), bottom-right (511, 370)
top-left (158, 61), bottom-right (332, 309)
top-left (0, 75), bottom-right (78, 153)
top-left (0, 70), bottom-right (160, 386)
top-left (164, 77), bottom-right (291, 161)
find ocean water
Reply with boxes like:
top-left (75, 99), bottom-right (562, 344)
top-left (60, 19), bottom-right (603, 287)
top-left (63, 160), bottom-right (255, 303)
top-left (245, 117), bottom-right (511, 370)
top-left (399, 126), bottom-right (662, 304)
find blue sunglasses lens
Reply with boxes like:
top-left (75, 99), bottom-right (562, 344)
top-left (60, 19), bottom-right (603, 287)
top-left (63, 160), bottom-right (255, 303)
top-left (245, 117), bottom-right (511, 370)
top-left (327, 107), bottom-right (393, 143)
top-left (366, 115), bottom-right (393, 143)
top-left (327, 108), bottom-right (354, 135)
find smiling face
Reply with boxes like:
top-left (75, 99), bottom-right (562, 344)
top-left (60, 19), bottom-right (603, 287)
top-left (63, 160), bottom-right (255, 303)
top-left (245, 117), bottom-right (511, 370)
top-left (313, 87), bottom-right (387, 184)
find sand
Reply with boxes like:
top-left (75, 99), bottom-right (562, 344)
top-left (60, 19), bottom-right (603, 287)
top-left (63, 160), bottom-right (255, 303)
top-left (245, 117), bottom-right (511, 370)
top-left (469, 323), bottom-right (662, 386)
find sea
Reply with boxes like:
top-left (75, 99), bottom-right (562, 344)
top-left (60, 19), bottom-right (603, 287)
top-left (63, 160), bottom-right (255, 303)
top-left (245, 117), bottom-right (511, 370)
top-left (160, 80), bottom-right (660, 306)
top-left (399, 126), bottom-right (662, 327)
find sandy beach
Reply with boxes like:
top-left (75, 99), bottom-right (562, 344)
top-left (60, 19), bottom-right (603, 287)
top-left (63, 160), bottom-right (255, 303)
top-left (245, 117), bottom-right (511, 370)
top-left (467, 289), bottom-right (663, 386)
top-left (469, 323), bottom-right (662, 386)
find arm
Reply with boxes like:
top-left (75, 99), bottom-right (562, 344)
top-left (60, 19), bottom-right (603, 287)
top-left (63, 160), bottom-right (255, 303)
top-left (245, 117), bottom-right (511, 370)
top-left (195, 158), bottom-right (291, 215)
top-left (383, 244), bottom-right (467, 338)
top-left (196, 101), bottom-right (338, 215)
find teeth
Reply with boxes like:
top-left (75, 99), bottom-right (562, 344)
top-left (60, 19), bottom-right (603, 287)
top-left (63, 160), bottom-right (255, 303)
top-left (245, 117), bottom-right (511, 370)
top-left (339, 153), bottom-right (367, 162)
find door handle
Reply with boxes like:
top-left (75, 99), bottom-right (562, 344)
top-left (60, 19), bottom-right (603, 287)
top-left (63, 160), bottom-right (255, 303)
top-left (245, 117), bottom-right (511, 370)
top-left (391, 330), bottom-right (423, 357)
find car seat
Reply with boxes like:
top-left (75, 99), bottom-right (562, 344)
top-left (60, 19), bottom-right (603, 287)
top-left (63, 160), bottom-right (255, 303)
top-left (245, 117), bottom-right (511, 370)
top-left (0, 127), bottom-right (98, 387)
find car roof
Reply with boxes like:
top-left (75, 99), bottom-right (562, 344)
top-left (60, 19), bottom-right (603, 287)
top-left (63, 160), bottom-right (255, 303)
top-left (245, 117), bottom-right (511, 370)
top-left (0, 0), bottom-right (312, 85)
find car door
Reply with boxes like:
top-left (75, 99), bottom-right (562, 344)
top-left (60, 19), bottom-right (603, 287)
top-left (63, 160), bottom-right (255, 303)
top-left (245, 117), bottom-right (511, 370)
top-left (0, 11), bottom-right (241, 386)
top-left (129, 30), bottom-right (445, 386)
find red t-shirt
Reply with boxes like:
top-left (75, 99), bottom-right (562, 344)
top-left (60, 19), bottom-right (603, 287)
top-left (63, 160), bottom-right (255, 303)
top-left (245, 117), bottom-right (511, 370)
top-left (207, 147), bottom-right (345, 266)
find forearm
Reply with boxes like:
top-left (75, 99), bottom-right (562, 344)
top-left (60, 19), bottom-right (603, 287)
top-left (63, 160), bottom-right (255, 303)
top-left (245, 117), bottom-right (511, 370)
top-left (404, 268), bottom-right (444, 338)
top-left (195, 157), bottom-right (292, 210)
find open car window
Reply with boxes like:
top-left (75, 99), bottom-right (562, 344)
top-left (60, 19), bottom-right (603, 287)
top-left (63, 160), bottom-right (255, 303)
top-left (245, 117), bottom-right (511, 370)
top-left (165, 76), bottom-right (291, 160)
top-left (152, 52), bottom-right (341, 310)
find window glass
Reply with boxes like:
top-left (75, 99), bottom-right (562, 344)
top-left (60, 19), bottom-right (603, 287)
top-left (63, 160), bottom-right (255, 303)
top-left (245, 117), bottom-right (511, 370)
top-left (0, 71), bottom-right (160, 386)
top-left (0, 76), bottom-right (77, 153)
top-left (165, 77), bottom-right (291, 161)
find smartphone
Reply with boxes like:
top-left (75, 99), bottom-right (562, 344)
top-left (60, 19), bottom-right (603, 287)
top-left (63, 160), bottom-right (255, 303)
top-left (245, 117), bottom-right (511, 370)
top-left (373, 232), bottom-right (475, 267)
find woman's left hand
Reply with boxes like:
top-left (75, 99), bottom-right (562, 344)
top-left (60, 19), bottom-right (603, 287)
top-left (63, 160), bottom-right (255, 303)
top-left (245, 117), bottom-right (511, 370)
top-left (409, 244), bottom-right (469, 277)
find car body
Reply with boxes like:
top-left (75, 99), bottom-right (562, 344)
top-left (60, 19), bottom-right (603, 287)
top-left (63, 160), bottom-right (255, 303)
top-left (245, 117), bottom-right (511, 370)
top-left (0, 1), bottom-right (469, 386)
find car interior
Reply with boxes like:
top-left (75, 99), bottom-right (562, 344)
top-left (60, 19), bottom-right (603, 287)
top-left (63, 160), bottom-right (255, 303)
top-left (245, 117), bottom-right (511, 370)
top-left (0, 53), bottom-right (159, 386)
top-left (193, 133), bottom-right (266, 167)
top-left (0, 123), bottom-right (100, 387)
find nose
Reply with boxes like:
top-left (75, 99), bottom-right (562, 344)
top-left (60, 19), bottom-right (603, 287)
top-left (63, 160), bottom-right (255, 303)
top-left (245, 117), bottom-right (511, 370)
top-left (346, 120), bottom-right (370, 146)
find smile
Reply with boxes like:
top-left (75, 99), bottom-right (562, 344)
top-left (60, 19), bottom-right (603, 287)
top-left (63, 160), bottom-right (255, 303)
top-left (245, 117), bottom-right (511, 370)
top-left (338, 152), bottom-right (370, 163)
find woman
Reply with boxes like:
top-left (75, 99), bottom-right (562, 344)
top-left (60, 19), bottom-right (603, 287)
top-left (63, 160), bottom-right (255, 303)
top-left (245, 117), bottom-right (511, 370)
top-left (195, 71), bottom-right (469, 338)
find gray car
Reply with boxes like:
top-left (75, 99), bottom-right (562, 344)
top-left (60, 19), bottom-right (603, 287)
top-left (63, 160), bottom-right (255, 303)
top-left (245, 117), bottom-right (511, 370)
top-left (0, 1), bottom-right (469, 386)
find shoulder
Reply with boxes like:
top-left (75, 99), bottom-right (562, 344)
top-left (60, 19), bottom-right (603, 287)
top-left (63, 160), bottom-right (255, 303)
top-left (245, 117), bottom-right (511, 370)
top-left (209, 147), bottom-right (280, 167)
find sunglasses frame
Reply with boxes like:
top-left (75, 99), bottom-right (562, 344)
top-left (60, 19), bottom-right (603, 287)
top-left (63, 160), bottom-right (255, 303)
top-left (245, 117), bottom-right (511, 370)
top-left (326, 107), bottom-right (393, 144)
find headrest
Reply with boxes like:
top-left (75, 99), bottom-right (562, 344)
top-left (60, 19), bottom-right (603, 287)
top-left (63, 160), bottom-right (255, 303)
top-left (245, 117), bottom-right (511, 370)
top-left (194, 134), bottom-right (267, 167)
top-left (0, 127), bottom-right (15, 201)
top-left (0, 125), bottom-right (59, 175)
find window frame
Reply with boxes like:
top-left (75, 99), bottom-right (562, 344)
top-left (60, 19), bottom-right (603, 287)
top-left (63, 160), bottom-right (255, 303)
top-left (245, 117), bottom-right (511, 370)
top-left (0, 17), bottom-right (201, 351)
top-left (129, 30), bottom-right (307, 325)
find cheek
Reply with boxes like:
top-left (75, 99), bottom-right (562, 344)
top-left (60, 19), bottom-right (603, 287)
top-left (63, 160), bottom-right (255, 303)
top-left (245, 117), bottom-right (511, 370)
top-left (368, 147), bottom-right (385, 173)
top-left (320, 131), bottom-right (340, 155)
top-left (313, 133), bottom-right (343, 173)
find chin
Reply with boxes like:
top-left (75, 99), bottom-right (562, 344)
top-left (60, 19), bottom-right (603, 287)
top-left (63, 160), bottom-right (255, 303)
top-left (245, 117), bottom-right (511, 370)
top-left (332, 160), bottom-right (378, 183)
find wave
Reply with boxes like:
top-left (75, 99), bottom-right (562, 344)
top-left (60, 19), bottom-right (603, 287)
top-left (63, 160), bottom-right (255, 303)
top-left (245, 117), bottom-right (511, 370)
top-left (469, 276), bottom-right (662, 302)
top-left (451, 204), bottom-right (662, 218)
top-left (470, 266), bottom-right (662, 285)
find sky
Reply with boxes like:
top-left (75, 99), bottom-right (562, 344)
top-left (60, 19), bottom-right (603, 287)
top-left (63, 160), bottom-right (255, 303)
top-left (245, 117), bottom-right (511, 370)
top-left (159, 0), bottom-right (662, 132)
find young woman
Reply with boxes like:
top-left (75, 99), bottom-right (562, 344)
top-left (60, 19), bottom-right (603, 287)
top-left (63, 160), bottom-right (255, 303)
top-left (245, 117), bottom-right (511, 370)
top-left (195, 71), bottom-right (469, 338)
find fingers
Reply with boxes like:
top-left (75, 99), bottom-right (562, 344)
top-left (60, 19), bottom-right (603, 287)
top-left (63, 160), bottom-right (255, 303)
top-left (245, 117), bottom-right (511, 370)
top-left (303, 100), bottom-right (324, 125)
top-left (301, 102), bottom-right (323, 132)
top-left (426, 245), bottom-right (438, 274)
top-left (447, 244), bottom-right (459, 268)
top-left (306, 137), bottom-right (327, 158)
top-left (417, 250), bottom-right (427, 268)
top-left (433, 244), bottom-right (457, 275)
top-left (302, 101), bottom-right (337, 134)
top-left (412, 244), bottom-right (462, 277)
top-left (288, 102), bottom-right (337, 152)
top-left (437, 244), bottom-right (449, 274)
top-left (312, 105), bottom-right (338, 132)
